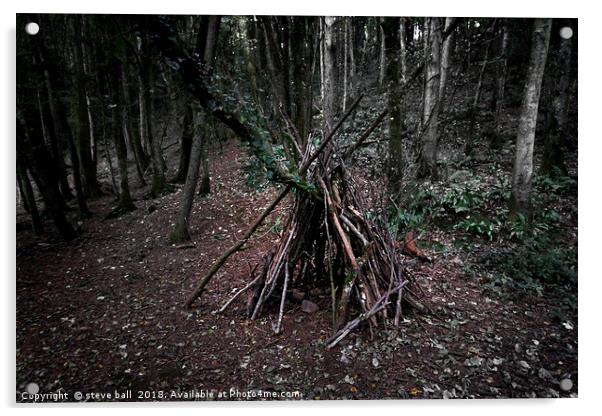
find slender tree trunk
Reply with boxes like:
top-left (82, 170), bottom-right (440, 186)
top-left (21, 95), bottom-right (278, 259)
top-left (170, 112), bottom-right (204, 243)
top-left (72, 17), bottom-right (102, 198)
top-left (465, 20), bottom-right (497, 156)
top-left (291, 17), bottom-right (310, 145)
top-left (542, 22), bottom-right (572, 176)
top-left (492, 20), bottom-right (510, 145)
top-left (171, 101), bottom-right (194, 183)
top-left (137, 34), bottom-right (170, 197)
top-left (378, 18), bottom-right (386, 88)
top-left (121, 61), bottom-right (147, 185)
top-left (323, 17), bottom-right (337, 137)
top-left (417, 17), bottom-right (442, 180)
top-left (439, 17), bottom-right (455, 112)
top-left (112, 97), bottom-right (137, 214)
top-left (38, 75), bottom-right (73, 201)
top-left (342, 19), bottom-right (348, 112)
top-left (103, 126), bottom-right (119, 195)
top-left (198, 120), bottom-right (211, 197)
top-left (382, 17), bottom-right (404, 193)
top-left (510, 18), bottom-right (552, 215)
top-left (17, 158), bottom-right (44, 235)
top-left (399, 18), bottom-right (408, 85)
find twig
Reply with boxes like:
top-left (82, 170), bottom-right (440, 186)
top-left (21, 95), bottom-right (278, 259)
top-left (274, 258), bottom-right (290, 334)
top-left (217, 264), bottom-right (260, 313)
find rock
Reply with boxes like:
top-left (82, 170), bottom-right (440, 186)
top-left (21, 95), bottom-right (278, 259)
top-left (290, 289), bottom-right (305, 302)
top-left (301, 300), bottom-right (319, 314)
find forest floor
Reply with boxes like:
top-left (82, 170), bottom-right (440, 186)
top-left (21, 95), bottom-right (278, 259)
top-left (16, 135), bottom-right (578, 401)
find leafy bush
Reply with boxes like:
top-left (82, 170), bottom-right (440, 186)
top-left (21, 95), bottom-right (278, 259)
top-left (456, 215), bottom-right (500, 240)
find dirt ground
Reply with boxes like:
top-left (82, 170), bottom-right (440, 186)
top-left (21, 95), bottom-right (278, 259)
top-left (16, 139), bottom-right (577, 401)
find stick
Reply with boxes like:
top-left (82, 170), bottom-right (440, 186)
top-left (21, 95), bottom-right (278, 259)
top-left (218, 265), bottom-right (260, 314)
top-left (185, 187), bottom-right (289, 308)
top-left (326, 281), bottom-right (407, 349)
top-left (274, 259), bottom-right (290, 334)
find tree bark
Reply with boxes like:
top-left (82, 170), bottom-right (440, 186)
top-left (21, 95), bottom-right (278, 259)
top-left (399, 18), bottom-right (408, 84)
top-left (121, 60), bottom-right (147, 185)
top-left (323, 17), bottom-right (337, 137)
top-left (109, 56), bottom-right (137, 215)
top-left (381, 17), bottom-right (404, 193)
top-left (492, 20), bottom-right (510, 145)
top-left (542, 22), bottom-right (572, 176)
top-left (511, 18), bottom-right (552, 215)
top-left (378, 18), bottom-right (386, 88)
top-left (465, 20), bottom-right (497, 157)
top-left (138, 34), bottom-right (170, 197)
top-left (17, 158), bottom-right (44, 235)
top-left (417, 17), bottom-right (442, 180)
top-left (17, 116), bottom-right (76, 240)
top-left (72, 16), bottom-right (102, 198)
top-left (171, 101), bottom-right (194, 184)
top-left (439, 17), bottom-right (456, 112)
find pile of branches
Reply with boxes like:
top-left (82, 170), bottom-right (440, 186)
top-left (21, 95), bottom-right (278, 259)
top-left (184, 97), bottom-right (425, 348)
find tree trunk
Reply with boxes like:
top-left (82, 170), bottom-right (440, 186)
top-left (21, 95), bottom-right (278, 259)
top-left (171, 101), bottom-right (194, 184)
top-left (381, 17), bottom-right (404, 193)
top-left (417, 17), bottom-right (442, 180)
top-left (17, 158), bottom-right (44, 235)
top-left (17, 117), bottom-right (76, 240)
top-left (342, 19), bottom-right (348, 112)
top-left (439, 17), bottom-right (455, 112)
top-left (465, 20), bottom-right (497, 156)
top-left (323, 17), bottom-right (337, 136)
top-left (198, 132), bottom-right (211, 197)
top-left (291, 17), bottom-right (310, 145)
top-left (72, 16), bottom-right (102, 198)
top-left (138, 34), bottom-right (170, 197)
top-left (169, 15), bottom-right (221, 243)
top-left (542, 22), bottom-right (572, 176)
top-left (399, 18), bottom-right (408, 84)
top-left (109, 58), bottom-right (137, 215)
top-left (492, 20), bottom-right (510, 145)
top-left (170, 111), bottom-right (204, 243)
top-left (38, 77), bottom-right (73, 201)
top-left (378, 18), bottom-right (386, 88)
top-left (121, 60), bottom-right (147, 185)
top-left (511, 18), bottom-right (552, 215)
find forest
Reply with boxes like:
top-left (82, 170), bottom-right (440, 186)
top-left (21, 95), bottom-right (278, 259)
top-left (16, 14), bottom-right (577, 400)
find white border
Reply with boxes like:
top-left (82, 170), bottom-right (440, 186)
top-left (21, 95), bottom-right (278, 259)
top-left (2, 1), bottom-right (599, 415)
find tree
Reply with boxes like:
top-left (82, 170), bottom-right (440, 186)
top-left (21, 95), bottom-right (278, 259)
top-left (138, 32), bottom-right (171, 197)
top-left (322, 17), bottom-right (337, 137)
top-left (17, 117), bottom-right (77, 240)
top-left (71, 15), bottom-right (103, 198)
top-left (417, 17), bottom-right (442, 179)
top-left (492, 20), bottom-right (510, 145)
top-left (169, 15), bottom-right (221, 243)
top-left (105, 30), bottom-right (137, 216)
top-left (439, 17), bottom-right (456, 112)
top-left (16, 158), bottom-right (43, 235)
top-left (511, 18), bottom-right (552, 215)
top-left (381, 17), bottom-right (404, 192)
top-left (542, 21), bottom-right (573, 176)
